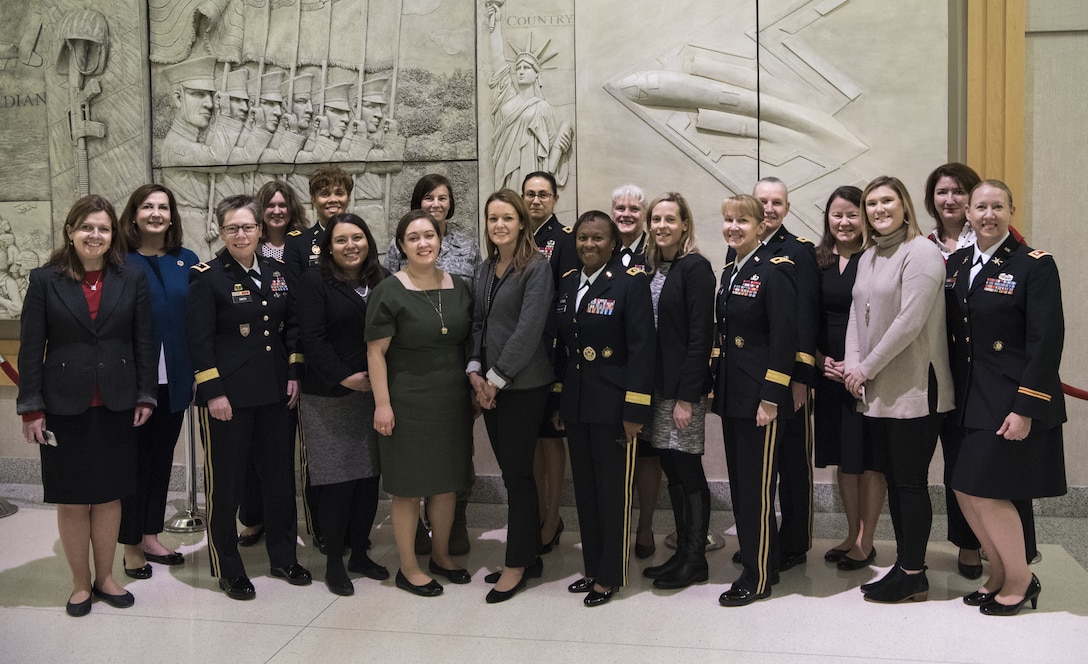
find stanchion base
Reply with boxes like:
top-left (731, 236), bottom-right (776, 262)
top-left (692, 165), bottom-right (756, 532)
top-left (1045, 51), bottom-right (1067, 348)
top-left (0, 498), bottom-right (17, 519)
top-left (164, 510), bottom-right (207, 533)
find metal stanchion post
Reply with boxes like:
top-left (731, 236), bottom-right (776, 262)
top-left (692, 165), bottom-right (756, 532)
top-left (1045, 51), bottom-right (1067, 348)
top-left (0, 498), bottom-right (17, 518)
top-left (165, 404), bottom-right (206, 533)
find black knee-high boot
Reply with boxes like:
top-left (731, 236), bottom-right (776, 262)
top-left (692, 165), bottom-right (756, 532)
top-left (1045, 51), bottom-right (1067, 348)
top-left (655, 489), bottom-right (710, 589)
top-left (644, 484), bottom-right (686, 579)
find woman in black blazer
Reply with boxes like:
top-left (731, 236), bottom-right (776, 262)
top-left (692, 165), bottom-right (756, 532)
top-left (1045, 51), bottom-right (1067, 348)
top-left (945, 180), bottom-right (1066, 615)
top-left (18, 195), bottom-right (157, 617)
top-left (468, 190), bottom-right (554, 603)
top-left (297, 213), bottom-right (391, 596)
top-left (711, 194), bottom-right (798, 607)
top-left (552, 210), bottom-right (655, 607)
top-left (638, 192), bottom-right (715, 590)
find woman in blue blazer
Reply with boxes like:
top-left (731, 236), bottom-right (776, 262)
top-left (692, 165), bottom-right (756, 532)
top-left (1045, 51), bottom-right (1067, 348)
top-left (18, 195), bottom-right (158, 616)
top-left (116, 184), bottom-right (199, 578)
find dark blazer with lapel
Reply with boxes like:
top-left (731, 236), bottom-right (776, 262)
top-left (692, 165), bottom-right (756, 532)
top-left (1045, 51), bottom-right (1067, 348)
top-left (534, 214), bottom-right (579, 290)
top-left (759, 224), bottom-right (819, 384)
top-left (17, 263), bottom-right (158, 416)
top-left (711, 244), bottom-right (798, 419)
top-left (187, 249), bottom-right (299, 408)
top-left (297, 267), bottom-right (388, 397)
top-left (469, 252), bottom-right (555, 390)
top-left (653, 252), bottom-right (715, 402)
top-left (283, 224), bottom-right (324, 285)
top-left (553, 259), bottom-right (656, 425)
top-left (945, 236), bottom-right (1066, 430)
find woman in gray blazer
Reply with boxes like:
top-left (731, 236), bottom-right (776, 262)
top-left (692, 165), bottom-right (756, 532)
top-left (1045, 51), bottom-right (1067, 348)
top-left (18, 195), bottom-right (157, 617)
top-left (468, 189), bottom-right (555, 603)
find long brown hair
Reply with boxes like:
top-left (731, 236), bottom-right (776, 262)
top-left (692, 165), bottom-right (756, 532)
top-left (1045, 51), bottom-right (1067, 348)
top-left (121, 184), bottom-right (184, 252)
top-left (256, 180), bottom-right (309, 239)
top-left (317, 213), bottom-right (387, 289)
top-left (483, 189), bottom-right (538, 274)
top-left (815, 185), bottom-right (863, 268)
top-left (644, 191), bottom-right (699, 273)
top-left (49, 195), bottom-right (126, 281)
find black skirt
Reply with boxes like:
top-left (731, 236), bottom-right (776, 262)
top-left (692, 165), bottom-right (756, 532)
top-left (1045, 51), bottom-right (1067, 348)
top-left (813, 375), bottom-right (875, 474)
top-left (40, 407), bottom-right (137, 504)
top-left (951, 424), bottom-right (1067, 500)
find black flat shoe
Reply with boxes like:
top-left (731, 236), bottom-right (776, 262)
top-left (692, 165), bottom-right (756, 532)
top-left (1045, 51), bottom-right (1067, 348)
top-left (567, 577), bottom-right (594, 593)
top-left (326, 576), bottom-right (355, 596)
top-left (958, 560), bottom-right (984, 580)
top-left (219, 576), bottom-right (256, 600)
top-left (824, 547), bottom-right (850, 563)
top-left (837, 547), bottom-right (877, 571)
top-left (779, 552), bottom-right (807, 572)
top-left (428, 559), bottom-right (471, 584)
top-left (92, 586), bottom-right (135, 609)
top-left (584, 586), bottom-right (616, 607)
top-left (634, 540), bottom-right (656, 560)
top-left (486, 557), bottom-right (543, 585)
top-left (123, 558), bottom-right (152, 580)
top-left (964, 589), bottom-right (998, 606)
top-left (237, 528), bottom-right (264, 547)
top-left (348, 554), bottom-right (390, 580)
top-left (980, 575), bottom-right (1040, 616)
top-left (395, 569), bottom-right (443, 597)
top-left (144, 551), bottom-right (184, 566)
top-left (718, 585), bottom-right (771, 607)
top-left (863, 566), bottom-right (929, 603)
top-left (540, 518), bottom-right (564, 554)
top-left (66, 594), bottom-right (91, 617)
top-left (270, 563), bottom-right (313, 586)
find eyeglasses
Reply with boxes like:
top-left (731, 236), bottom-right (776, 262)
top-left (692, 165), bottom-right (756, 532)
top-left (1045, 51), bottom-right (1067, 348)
top-left (221, 224), bottom-right (259, 235)
top-left (524, 192), bottom-right (553, 201)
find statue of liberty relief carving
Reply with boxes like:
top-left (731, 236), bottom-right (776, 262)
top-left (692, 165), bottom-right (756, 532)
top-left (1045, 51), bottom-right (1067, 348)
top-left (485, 1), bottom-right (573, 192)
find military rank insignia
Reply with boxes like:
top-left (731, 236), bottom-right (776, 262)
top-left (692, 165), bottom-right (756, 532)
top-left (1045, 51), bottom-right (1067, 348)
top-left (984, 273), bottom-right (1016, 295)
top-left (586, 298), bottom-right (616, 315)
top-left (732, 275), bottom-right (761, 298)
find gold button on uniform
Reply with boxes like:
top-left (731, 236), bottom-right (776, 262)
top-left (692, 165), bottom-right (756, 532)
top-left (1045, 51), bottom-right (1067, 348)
top-left (265, 345), bottom-right (271, 351)
top-left (264, 330), bottom-right (270, 337)
top-left (602, 347), bottom-right (613, 358)
top-left (993, 341), bottom-right (1004, 352)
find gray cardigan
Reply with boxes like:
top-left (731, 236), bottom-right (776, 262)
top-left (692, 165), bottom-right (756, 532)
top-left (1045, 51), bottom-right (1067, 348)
top-left (845, 231), bottom-right (954, 419)
top-left (467, 252), bottom-right (555, 390)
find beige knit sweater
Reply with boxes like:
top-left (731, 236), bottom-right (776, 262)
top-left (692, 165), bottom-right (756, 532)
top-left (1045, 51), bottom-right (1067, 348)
top-left (845, 227), bottom-right (954, 419)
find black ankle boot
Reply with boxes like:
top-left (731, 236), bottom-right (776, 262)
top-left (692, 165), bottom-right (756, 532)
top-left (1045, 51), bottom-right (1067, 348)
top-left (863, 565), bottom-right (928, 603)
top-left (654, 489), bottom-right (710, 589)
top-left (643, 484), bottom-right (686, 580)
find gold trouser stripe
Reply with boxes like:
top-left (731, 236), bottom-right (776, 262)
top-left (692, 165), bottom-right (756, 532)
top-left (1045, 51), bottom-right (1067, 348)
top-left (195, 368), bottom-right (220, 384)
top-left (765, 369), bottom-right (790, 386)
top-left (1018, 386), bottom-right (1051, 402)
top-left (756, 419), bottom-right (778, 594)
top-left (620, 434), bottom-right (638, 586)
top-left (297, 402), bottom-right (315, 535)
top-left (198, 406), bottom-right (221, 578)
top-left (803, 395), bottom-right (814, 547)
top-left (797, 352), bottom-right (816, 367)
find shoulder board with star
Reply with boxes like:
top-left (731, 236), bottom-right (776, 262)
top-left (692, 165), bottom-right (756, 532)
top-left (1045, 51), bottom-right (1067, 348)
top-left (627, 266), bottom-right (646, 276)
top-left (770, 256), bottom-right (794, 265)
top-left (191, 262), bottom-right (211, 273)
top-left (561, 268), bottom-right (579, 278)
top-left (1028, 249), bottom-right (1051, 259)
top-left (795, 237), bottom-right (813, 245)
top-left (287, 229), bottom-right (302, 237)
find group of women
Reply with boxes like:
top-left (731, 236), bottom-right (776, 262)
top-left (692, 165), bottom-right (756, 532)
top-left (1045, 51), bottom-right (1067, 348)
top-left (18, 162), bottom-right (1065, 617)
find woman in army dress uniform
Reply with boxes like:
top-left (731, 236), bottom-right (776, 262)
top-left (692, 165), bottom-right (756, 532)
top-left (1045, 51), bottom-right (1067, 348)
top-left (945, 180), bottom-right (1066, 615)
top-left (711, 194), bottom-right (798, 607)
top-left (551, 210), bottom-right (655, 607)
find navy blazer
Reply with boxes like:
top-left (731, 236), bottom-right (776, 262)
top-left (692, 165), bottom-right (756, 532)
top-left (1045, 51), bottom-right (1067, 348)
top-left (17, 264), bottom-right (158, 416)
top-left (553, 260), bottom-right (655, 425)
top-left (711, 245), bottom-right (798, 419)
top-left (945, 236), bottom-right (1066, 430)
top-left (127, 248), bottom-right (199, 413)
top-left (653, 252), bottom-right (716, 402)
top-left (297, 267), bottom-right (388, 397)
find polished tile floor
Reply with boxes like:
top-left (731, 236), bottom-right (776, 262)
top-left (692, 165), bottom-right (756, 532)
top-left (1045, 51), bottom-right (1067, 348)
top-left (1, 490), bottom-right (1087, 663)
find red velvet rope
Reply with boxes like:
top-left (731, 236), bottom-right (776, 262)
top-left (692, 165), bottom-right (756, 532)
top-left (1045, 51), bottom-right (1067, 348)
top-left (1063, 383), bottom-right (1088, 401)
top-left (0, 354), bottom-right (19, 386)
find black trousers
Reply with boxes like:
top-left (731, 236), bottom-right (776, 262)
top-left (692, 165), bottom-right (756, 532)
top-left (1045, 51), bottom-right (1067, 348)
top-left (119, 385), bottom-right (186, 545)
top-left (723, 416), bottom-right (781, 594)
top-left (239, 410), bottom-right (303, 529)
top-left (870, 413), bottom-right (942, 570)
top-left (776, 396), bottom-right (813, 555)
top-left (941, 414), bottom-right (1038, 561)
top-left (483, 386), bottom-right (549, 567)
top-left (566, 421), bottom-right (636, 588)
top-left (199, 401), bottom-right (299, 578)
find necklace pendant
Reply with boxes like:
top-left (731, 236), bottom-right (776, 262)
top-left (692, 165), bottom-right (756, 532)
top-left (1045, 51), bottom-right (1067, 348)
top-left (91, 284), bottom-right (97, 291)
top-left (441, 326), bottom-right (448, 335)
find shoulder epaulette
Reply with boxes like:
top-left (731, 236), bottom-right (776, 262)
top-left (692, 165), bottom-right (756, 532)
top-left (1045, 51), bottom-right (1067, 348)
top-left (1028, 249), bottom-right (1051, 259)
top-left (627, 266), bottom-right (646, 276)
top-left (287, 229), bottom-right (303, 236)
top-left (191, 262), bottom-right (211, 272)
top-left (722, 261), bottom-right (735, 272)
top-left (796, 237), bottom-right (813, 245)
top-left (561, 225), bottom-right (572, 234)
top-left (271, 256), bottom-right (286, 264)
top-left (770, 256), bottom-right (794, 265)
top-left (561, 268), bottom-right (578, 278)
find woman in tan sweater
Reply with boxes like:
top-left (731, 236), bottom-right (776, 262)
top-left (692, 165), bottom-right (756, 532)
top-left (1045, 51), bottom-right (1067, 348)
top-left (844, 175), bottom-right (953, 604)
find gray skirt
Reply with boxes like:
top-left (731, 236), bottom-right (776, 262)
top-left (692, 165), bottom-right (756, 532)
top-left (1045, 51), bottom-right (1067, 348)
top-left (299, 390), bottom-right (380, 486)
top-left (648, 392), bottom-right (707, 455)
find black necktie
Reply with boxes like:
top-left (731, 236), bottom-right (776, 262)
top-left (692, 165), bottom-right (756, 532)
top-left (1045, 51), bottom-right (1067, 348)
top-left (968, 255), bottom-right (984, 288)
top-left (248, 269), bottom-right (261, 289)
